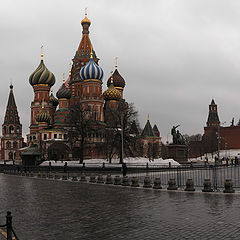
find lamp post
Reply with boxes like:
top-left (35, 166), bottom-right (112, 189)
top-left (121, 114), bottom-right (124, 163)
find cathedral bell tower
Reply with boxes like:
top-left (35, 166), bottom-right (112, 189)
top-left (70, 10), bottom-right (99, 105)
top-left (1, 84), bottom-right (23, 161)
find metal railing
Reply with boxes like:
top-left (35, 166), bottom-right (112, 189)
top-left (0, 212), bottom-right (20, 240)
top-left (3, 162), bottom-right (240, 190)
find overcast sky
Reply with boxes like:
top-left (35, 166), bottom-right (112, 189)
top-left (1, 0), bottom-right (240, 142)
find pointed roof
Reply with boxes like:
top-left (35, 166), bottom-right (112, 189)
top-left (153, 124), bottom-right (160, 136)
top-left (211, 99), bottom-right (215, 105)
top-left (141, 119), bottom-right (155, 137)
top-left (129, 120), bottom-right (139, 136)
top-left (3, 85), bottom-right (21, 125)
top-left (207, 112), bottom-right (220, 123)
top-left (207, 99), bottom-right (220, 126)
top-left (75, 12), bottom-right (98, 61)
top-left (70, 12), bottom-right (99, 85)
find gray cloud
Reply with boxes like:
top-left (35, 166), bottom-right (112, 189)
top-left (1, 0), bottom-right (240, 141)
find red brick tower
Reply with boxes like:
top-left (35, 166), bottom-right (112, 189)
top-left (79, 50), bottom-right (104, 122)
top-left (206, 99), bottom-right (220, 127)
top-left (1, 84), bottom-right (24, 161)
top-left (28, 47), bottom-right (56, 133)
top-left (69, 10), bottom-right (99, 105)
top-left (203, 99), bottom-right (220, 153)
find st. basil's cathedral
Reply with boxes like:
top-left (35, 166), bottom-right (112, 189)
top-left (1, 12), bottom-right (162, 164)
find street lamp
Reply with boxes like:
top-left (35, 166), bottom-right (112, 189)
top-left (121, 114), bottom-right (124, 163)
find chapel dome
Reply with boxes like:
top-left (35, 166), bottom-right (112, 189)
top-left (79, 57), bottom-right (103, 81)
top-left (29, 56), bottom-right (55, 87)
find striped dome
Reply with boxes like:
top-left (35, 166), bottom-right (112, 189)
top-left (103, 82), bottom-right (121, 101)
top-left (29, 59), bottom-right (56, 87)
top-left (56, 83), bottom-right (71, 99)
top-left (80, 58), bottom-right (103, 81)
top-left (49, 92), bottom-right (59, 107)
top-left (107, 69), bottom-right (125, 88)
top-left (36, 112), bottom-right (50, 123)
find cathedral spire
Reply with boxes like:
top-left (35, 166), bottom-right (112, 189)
top-left (3, 84), bottom-right (21, 126)
top-left (1, 84), bottom-right (23, 161)
top-left (70, 9), bottom-right (99, 86)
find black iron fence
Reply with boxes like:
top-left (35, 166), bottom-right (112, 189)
top-left (0, 212), bottom-right (19, 240)
top-left (2, 163), bottom-right (240, 190)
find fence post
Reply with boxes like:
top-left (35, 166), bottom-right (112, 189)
top-left (6, 211), bottom-right (12, 240)
top-left (212, 165), bottom-right (218, 191)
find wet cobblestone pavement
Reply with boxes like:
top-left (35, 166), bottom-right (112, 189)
top-left (0, 174), bottom-right (240, 239)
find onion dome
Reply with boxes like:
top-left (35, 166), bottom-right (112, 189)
top-left (103, 75), bottom-right (121, 101)
top-left (49, 90), bottom-right (59, 107)
top-left (107, 60), bottom-right (125, 88)
top-left (36, 112), bottom-right (50, 123)
top-left (29, 47), bottom-right (56, 87)
top-left (56, 74), bottom-right (72, 99)
top-left (80, 52), bottom-right (103, 81)
top-left (81, 10), bottom-right (91, 25)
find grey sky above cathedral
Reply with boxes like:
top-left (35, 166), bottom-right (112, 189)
top-left (1, 0), bottom-right (240, 141)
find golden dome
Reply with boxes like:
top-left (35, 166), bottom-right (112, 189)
top-left (81, 9), bottom-right (91, 25)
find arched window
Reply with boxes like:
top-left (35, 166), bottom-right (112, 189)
top-left (3, 126), bottom-right (6, 134)
top-left (13, 141), bottom-right (18, 149)
top-left (9, 126), bottom-right (14, 134)
top-left (6, 141), bottom-right (11, 149)
top-left (16, 126), bottom-right (20, 133)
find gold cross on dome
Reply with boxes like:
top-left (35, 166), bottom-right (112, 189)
top-left (115, 57), bottom-right (118, 69)
top-left (63, 73), bottom-right (65, 83)
top-left (41, 45), bottom-right (43, 60)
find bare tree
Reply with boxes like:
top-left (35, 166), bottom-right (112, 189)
top-left (104, 100), bottom-right (140, 163)
top-left (68, 104), bottom-right (94, 163)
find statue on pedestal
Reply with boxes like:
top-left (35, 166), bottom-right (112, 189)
top-left (171, 125), bottom-right (185, 145)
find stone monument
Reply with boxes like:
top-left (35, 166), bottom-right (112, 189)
top-left (167, 125), bottom-right (187, 163)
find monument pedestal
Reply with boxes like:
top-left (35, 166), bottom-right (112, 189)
top-left (167, 144), bottom-right (188, 164)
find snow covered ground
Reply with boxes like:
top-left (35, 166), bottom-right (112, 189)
top-left (189, 149), bottom-right (240, 163)
top-left (40, 157), bottom-right (180, 167)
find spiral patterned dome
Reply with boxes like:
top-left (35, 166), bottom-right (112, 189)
top-left (36, 112), bottom-right (50, 123)
top-left (80, 58), bottom-right (103, 81)
top-left (107, 69), bottom-right (125, 88)
top-left (49, 91), bottom-right (59, 107)
top-left (103, 82), bottom-right (121, 101)
top-left (29, 59), bottom-right (56, 87)
top-left (56, 83), bottom-right (72, 99)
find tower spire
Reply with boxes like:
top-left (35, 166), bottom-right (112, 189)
top-left (206, 99), bottom-right (220, 127)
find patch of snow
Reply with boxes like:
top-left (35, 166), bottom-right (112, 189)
top-left (40, 157), bottom-right (180, 167)
top-left (189, 149), bottom-right (240, 163)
